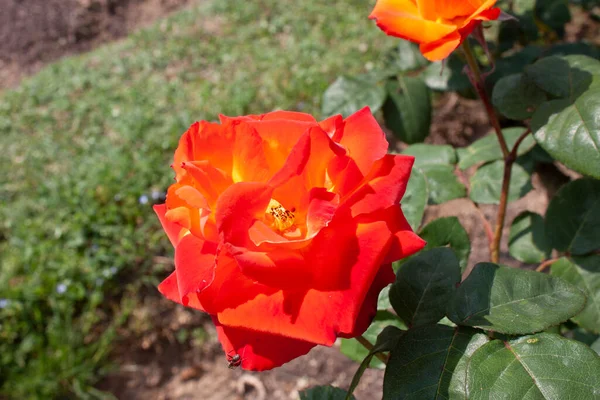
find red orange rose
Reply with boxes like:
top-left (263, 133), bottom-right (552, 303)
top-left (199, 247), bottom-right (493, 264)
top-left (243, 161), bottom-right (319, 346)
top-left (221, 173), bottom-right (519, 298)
top-left (154, 107), bottom-right (425, 370)
top-left (369, 0), bottom-right (500, 61)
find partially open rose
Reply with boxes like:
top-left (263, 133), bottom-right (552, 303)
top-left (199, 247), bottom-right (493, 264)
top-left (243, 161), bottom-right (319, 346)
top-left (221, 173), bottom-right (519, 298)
top-left (369, 0), bottom-right (500, 61)
top-left (154, 107), bottom-right (425, 370)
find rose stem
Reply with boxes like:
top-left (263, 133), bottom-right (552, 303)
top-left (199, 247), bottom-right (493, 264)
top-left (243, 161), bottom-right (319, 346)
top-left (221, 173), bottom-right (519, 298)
top-left (462, 39), bottom-right (513, 264)
top-left (355, 335), bottom-right (388, 364)
top-left (536, 258), bottom-right (560, 273)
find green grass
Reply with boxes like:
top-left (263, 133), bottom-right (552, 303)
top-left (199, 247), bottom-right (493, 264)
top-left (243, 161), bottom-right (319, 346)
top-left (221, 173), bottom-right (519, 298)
top-left (0, 0), bottom-right (394, 397)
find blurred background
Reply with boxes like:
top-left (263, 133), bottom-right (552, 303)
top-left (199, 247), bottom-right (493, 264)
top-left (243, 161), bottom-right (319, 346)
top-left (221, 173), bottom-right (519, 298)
top-left (0, 0), bottom-right (598, 399)
top-left (0, 1), bottom-right (397, 398)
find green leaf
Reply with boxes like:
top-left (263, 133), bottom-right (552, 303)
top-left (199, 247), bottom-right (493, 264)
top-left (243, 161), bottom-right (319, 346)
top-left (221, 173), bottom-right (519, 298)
top-left (525, 56), bottom-right (597, 99)
top-left (551, 255), bottom-right (600, 333)
top-left (384, 41), bottom-right (428, 74)
top-left (340, 313), bottom-right (405, 368)
top-left (377, 284), bottom-right (392, 311)
top-left (487, 45), bottom-right (543, 88)
top-left (421, 55), bottom-right (471, 92)
top-left (593, 337), bottom-right (600, 355)
top-left (535, 0), bottom-right (572, 37)
top-left (508, 211), bottom-right (552, 263)
top-left (383, 325), bottom-right (489, 399)
top-left (532, 89), bottom-right (600, 178)
top-left (528, 144), bottom-right (555, 164)
top-left (467, 333), bottom-right (600, 399)
top-left (419, 217), bottom-right (471, 273)
top-left (457, 128), bottom-right (535, 170)
top-left (527, 58), bottom-right (600, 178)
top-left (321, 75), bottom-right (386, 117)
top-left (383, 77), bottom-right (432, 144)
top-left (545, 42), bottom-right (600, 59)
top-left (422, 164), bottom-right (466, 205)
top-left (563, 54), bottom-right (600, 77)
top-left (346, 326), bottom-right (404, 400)
top-left (390, 248), bottom-right (461, 328)
top-left (401, 144), bottom-right (457, 168)
top-left (564, 326), bottom-right (599, 350)
top-left (492, 73), bottom-right (548, 120)
top-left (545, 178), bottom-right (600, 255)
top-left (447, 263), bottom-right (586, 334)
top-left (299, 386), bottom-right (354, 400)
top-left (469, 160), bottom-right (532, 204)
top-left (401, 168), bottom-right (428, 231)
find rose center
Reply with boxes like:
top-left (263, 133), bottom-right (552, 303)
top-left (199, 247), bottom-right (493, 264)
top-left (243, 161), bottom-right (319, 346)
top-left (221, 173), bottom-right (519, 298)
top-left (265, 199), bottom-right (295, 232)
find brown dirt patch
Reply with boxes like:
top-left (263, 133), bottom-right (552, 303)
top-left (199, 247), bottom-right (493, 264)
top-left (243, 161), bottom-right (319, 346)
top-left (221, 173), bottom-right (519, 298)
top-left (0, 0), bottom-right (192, 89)
top-left (98, 294), bottom-right (384, 400)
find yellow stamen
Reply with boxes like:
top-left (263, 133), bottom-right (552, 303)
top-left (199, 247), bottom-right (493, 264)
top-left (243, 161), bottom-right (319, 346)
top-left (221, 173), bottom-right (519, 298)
top-left (265, 199), bottom-right (295, 232)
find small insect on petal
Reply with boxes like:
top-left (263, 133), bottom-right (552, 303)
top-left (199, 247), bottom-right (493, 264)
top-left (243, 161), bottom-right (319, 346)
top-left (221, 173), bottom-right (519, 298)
top-left (227, 352), bottom-right (242, 369)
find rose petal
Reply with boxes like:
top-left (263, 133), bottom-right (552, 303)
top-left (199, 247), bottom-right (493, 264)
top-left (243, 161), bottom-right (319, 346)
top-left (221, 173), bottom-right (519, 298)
top-left (380, 206), bottom-right (427, 263)
top-left (181, 161), bottom-right (233, 208)
top-left (215, 182), bottom-right (273, 245)
top-left (158, 271), bottom-right (206, 311)
top-left (261, 111), bottom-right (318, 123)
top-left (248, 220), bottom-right (290, 246)
top-left (339, 263), bottom-right (395, 338)
top-left (269, 126), bottom-right (344, 190)
top-left (430, 0), bottom-right (480, 20)
top-left (419, 32), bottom-right (462, 61)
top-left (338, 107), bottom-right (389, 176)
top-left (369, 0), bottom-right (457, 44)
top-left (231, 123), bottom-right (271, 183)
top-left (217, 219), bottom-right (394, 345)
top-left (468, 0), bottom-right (500, 23)
top-left (213, 317), bottom-right (316, 371)
top-left (165, 182), bottom-right (204, 238)
top-left (174, 234), bottom-right (218, 306)
top-left (226, 244), bottom-right (311, 289)
top-left (173, 121), bottom-right (233, 180)
top-left (153, 204), bottom-right (184, 247)
top-left (305, 188), bottom-right (340, 238)
top-left (327, 155), bottom-right (364, 197)
top-left (318, 114), bottom-right (344, 137)
top-left (197, 254), bottom-right (277, 314)
top-left (342, 154), bottom-right (415, 218)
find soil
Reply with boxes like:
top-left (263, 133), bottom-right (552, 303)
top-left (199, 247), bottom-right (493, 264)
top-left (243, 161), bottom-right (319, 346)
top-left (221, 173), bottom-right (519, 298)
top-left (98, 296), bottom-right (386, 399)
top-left (2, 1), bottom-right (594, 399)
top-left (0, 0), bottom-right (191, 89)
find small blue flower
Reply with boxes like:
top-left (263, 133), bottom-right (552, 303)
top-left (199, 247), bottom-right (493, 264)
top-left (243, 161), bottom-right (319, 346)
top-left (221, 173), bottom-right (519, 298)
top-left (151, 190), bottom-right (162, 200)
top-left (103, 266), bottom-right (118, 278)
top-left (0, 299), bottom-right (10, 309)
top-left (56, 283), bottom-right (68, 294)
top-left (139, 195), bottom-right (149, 205)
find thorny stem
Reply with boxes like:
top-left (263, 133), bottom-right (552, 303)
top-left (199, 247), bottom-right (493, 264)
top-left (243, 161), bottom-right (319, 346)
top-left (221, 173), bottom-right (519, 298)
top-left (356, 335), bottom-right (388, 364)
top-left (462, 40), bottom-right (518, 263)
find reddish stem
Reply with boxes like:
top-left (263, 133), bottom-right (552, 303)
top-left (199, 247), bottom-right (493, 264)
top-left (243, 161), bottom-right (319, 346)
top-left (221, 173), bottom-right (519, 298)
top-left (355, 335), bottom-right (388, 364)
top-left (462, 40), bottom-right (524, 263)
top-left (461, 40), bottom-right (510, 159)
top-left (536, 258), bottom-right (561, 273)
